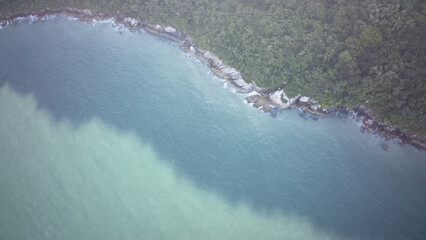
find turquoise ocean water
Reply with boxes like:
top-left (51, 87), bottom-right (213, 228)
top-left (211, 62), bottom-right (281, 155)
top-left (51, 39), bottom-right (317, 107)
top-left (0, 18), bottom-right (426, 240)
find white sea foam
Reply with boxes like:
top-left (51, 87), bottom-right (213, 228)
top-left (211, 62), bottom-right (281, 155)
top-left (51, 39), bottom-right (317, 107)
top-left (1, 16), bottom-right (37, 28)
top-left (14, 16), bottom-right (27, 22)
top-left (65, 16), bottom-right (79, 22)
top-left (13, 15), bottom-right (37, 24)
top-left (41, 15), bottom-right (58, 21)
top-left (123, 17), bottom-right (138, 27)
top-left (91, 17), bottom-right (115, 26)
top-left (28, 15), bottom-right (38, 23)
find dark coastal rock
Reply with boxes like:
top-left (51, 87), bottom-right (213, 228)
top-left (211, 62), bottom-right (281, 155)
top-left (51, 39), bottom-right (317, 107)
top-left (262, 105), bottom-right (276, 113)
top-left (352, 104), bottom-right (375, 119)
top-left (411, 139), bottom-right (426, 150)
top-left (349, 104), bottom-right (426, 150)
top-left (164, 27), bottom-right (188, 41)
top-left (325, 105), bottom-right (350, 118)
top-left (147, 24), bottom-right (188, 41)
top-left (295, 100), bottom-right (325, 115)
top-left (245, 95), bottom-right (275, 113)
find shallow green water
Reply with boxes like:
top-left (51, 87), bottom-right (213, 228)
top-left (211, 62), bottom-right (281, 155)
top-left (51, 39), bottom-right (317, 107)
top-left (0, 85), bottom-right (340, 239)
top-left (0, 18), bottom-right (425, 239)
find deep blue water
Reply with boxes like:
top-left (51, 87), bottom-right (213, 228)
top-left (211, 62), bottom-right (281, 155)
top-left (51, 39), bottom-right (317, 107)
top-left (1, 18), bottom-right (426, 239)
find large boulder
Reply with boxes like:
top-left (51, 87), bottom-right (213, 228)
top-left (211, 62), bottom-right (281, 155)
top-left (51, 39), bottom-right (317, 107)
top-left (268, 89), bottom-right (290, 109)
top-left (299, 96), bottom-right (309, 103)
top-left (164, 26), bottom-right (176, 33)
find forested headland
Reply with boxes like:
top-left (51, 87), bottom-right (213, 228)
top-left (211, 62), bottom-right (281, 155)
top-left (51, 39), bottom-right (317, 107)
top-left (1, 0), bottom-right (425, 135)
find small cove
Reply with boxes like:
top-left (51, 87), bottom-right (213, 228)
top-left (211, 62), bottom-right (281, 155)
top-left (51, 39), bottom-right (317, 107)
top-left (1, 18), bottom-right (426, 239)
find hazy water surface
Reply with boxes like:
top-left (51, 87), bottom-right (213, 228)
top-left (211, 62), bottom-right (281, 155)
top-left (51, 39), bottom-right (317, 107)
top-left (0, 18), bottom-right (426, 240)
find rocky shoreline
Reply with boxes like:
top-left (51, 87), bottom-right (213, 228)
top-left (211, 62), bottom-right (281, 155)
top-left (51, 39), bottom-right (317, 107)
top-left (1, 7), bottom-right (425, 150)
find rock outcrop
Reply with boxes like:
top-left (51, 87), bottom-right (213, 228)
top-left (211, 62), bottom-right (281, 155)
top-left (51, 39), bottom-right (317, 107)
top-left (259, 89), bottom-right (326, 115)
top-left (245, 94), bottom-right (275, 113)
top-left (353, 105), bottom-right (426, 150)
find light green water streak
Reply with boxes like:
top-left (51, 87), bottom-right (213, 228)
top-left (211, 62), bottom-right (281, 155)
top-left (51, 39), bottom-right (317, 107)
top-left (0, 85), bottom-right (343, 239)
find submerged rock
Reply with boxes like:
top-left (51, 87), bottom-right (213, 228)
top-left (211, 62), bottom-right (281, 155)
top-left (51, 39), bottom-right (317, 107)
top-left (382, 144), bottom-right (389, 150)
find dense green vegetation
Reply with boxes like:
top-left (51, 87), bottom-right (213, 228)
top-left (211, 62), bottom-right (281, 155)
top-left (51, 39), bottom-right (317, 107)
top-left (1, 0), bottom-right (425, 135)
